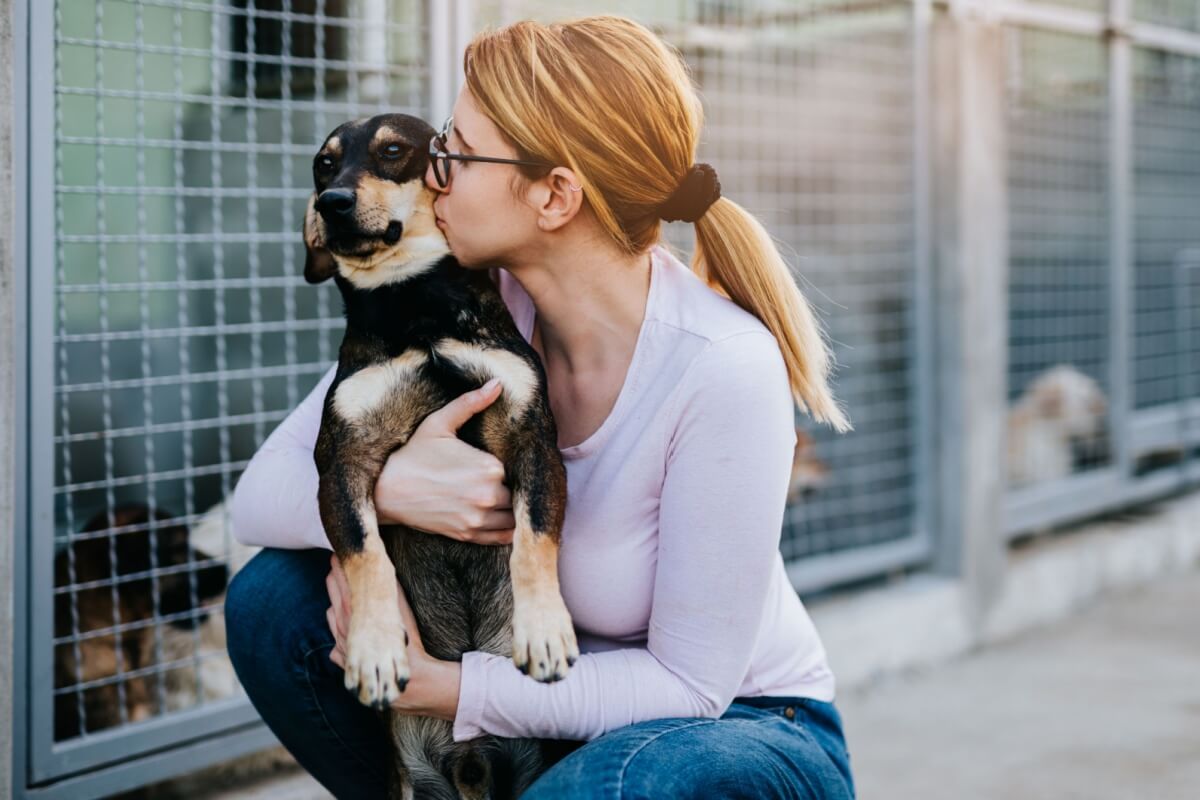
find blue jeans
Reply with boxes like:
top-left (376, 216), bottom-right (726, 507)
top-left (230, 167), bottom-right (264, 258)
top-left (226, 548), bottom-right (856, 799)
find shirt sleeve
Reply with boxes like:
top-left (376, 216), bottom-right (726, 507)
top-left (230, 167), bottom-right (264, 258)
top-left (229, 364), bottom-right (336, 550)
top-left (452, 332), bottom-right (798, 742)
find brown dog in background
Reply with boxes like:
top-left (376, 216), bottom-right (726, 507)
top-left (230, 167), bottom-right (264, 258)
top-left (53, 505), bottom-right (227, 740)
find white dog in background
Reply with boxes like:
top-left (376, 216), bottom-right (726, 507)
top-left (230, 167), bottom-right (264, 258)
top-left (1007, 365), bottom-right (1110, 488)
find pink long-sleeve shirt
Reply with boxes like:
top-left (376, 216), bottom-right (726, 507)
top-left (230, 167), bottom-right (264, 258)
top-left (230, 244), bottom-right (836, 742)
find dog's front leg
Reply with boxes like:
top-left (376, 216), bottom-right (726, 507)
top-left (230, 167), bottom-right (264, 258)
top-left (505, 424), bottom-right (579, 683)
top-left (318, 462), bottom-right (411, 709)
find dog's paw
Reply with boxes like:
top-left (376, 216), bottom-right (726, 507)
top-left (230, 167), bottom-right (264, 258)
top-left (511, 594), bottom-right (579, 683)
top-left (344, 621), bottom-right (410, 710)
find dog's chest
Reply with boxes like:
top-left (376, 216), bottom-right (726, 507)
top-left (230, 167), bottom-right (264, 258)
top-left (333, 338), bottom-right (537, 428)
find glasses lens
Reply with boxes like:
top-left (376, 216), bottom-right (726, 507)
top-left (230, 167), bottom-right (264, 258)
top-left (429, 135), bottom-right (449, 188)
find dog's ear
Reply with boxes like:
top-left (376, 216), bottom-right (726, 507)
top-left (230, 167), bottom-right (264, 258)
top-left (303, 195), bottom-right (337, 284)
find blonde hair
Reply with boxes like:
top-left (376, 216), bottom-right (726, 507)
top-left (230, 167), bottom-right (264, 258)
top-left (464, 16), bottom-right (850, 431)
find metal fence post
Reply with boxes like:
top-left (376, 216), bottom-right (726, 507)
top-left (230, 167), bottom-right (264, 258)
top-left (2, 0), bottom-right (24, 793)
top-left (1108, 0), bottom-right (1133, 479)
top-left (930, 1), bottom-right (1009, 622)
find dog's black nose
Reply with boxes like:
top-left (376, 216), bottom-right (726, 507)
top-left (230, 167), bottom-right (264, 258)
top-left (316, 188), bottom-right (357, 223)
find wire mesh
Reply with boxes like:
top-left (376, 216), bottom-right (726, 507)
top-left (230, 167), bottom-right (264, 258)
top-left (1004, 26), bottom-right (1113, 490)
top-left (50, 0), bottom-right (427, 745)
top-left (473, 0), bottom-right (923, 564)
top-left (1133, 47), bottom-right (1200, 415)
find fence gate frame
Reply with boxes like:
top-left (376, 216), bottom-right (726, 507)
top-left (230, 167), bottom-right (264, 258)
top-left (8, 1), bottom-right (463, 797)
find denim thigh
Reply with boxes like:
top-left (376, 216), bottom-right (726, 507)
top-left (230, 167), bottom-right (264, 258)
top-left (225, 547), bottom-right (390, 798)
top-left (524, 697), bottom-right (856, 800)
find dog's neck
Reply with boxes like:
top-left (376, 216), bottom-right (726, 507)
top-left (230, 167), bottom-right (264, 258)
top-left (334, 255), bottom-right (479, 349)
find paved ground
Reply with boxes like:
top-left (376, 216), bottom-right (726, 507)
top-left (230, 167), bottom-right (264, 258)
top-left (835, 567), bottom-right (1200, 799)
top-left (192, 568), bottom-right (1200, 799)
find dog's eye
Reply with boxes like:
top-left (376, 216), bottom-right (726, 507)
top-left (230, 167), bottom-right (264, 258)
top-left (382, 143), bottom-right (404, 161)
top-left (314, 155), bottom-right (335, 176)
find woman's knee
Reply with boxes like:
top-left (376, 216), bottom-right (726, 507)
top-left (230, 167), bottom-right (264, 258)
top-left (557, 716), bottom-right (846, 800)
top-left (225, 547), bottom-right (334, 681)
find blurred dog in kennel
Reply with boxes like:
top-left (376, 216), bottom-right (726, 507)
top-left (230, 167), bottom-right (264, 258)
top-left (788, 427), bottom-right (830, 504)
top-left (53, 503), bottom-right (260, 741)
top-left (1006, 364), bottom-right (1110, 488)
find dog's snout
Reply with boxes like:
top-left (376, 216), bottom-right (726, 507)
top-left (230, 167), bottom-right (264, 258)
top-left (316, 188), bottom-right (357, 222)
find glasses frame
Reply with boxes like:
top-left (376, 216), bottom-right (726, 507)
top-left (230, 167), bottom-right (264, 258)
top-left (428, 116), bottom-right (552, 188)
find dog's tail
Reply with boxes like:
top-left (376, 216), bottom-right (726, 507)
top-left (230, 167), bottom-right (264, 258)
top-left (391, 715), bottom-right (543, 799)
top-left (451, 737), bottom-right (543, 800)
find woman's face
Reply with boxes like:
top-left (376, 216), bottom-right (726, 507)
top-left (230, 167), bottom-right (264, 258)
top-left (425, 90), bottom-right (539, 268)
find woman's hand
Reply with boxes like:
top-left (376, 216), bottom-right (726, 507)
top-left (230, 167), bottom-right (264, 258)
top-left (374, 378), bottom-right (515, 546)
top-left (326, 555), bottom-right (461, 721)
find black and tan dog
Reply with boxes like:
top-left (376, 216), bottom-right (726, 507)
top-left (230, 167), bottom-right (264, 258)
top-left (303, 113), bottom-right (578, 799)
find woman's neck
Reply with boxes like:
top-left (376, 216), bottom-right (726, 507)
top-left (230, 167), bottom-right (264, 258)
top-left (508, 236), bottom-right (653, 376)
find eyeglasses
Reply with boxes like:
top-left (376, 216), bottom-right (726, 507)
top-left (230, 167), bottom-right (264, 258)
top-left (428, 116), bottom-right (552, 189)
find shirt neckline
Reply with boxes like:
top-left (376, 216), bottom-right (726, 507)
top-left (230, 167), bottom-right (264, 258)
top-left (527, 246), bottom-right (661, 461)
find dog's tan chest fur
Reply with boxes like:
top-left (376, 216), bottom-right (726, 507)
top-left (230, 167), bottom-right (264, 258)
top-left (434, 338), bottom-right (539, 414)
top-left (333, 349), bottom-right (430, 425)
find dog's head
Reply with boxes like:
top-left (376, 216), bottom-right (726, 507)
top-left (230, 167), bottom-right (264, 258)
top-left (1028, 365), bottom-right (1108, 438)
top-left (304, 113), bottom-right (450, 289)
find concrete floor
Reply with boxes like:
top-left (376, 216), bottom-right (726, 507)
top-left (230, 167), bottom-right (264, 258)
top-left (197, 568), bottom-right (1200, 799)
top-left (836, 568), bottom-right (1200, 799)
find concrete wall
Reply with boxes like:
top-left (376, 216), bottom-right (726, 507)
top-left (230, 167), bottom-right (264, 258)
top-left (1, 0), bottom-right (18, 794)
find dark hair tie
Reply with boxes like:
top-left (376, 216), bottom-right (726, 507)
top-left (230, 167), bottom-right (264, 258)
top-left (658, 162), bottom-right (721, 223)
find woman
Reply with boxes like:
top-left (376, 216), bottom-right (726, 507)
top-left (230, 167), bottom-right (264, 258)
top-left (226, 15), bottom-right (854, 799)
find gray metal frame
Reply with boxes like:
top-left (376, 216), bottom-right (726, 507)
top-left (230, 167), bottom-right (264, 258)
top-left (18, 0), bottom-right (276, 793)
top-left (13, 1), bottom-right (443, 797)
top-left (992, 0), bottom-right (1200, 538)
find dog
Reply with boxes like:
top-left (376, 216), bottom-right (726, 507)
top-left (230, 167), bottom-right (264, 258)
top-left (1007, 364), bottom-right (1110, 487)
top-left (302, 112), bottom-right (577, 799)
top-left (53, 504), bottom-right (228, 740)
top-left (787, 427), bottom-right (830, 504)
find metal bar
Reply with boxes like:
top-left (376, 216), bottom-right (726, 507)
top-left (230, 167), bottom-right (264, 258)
top-left (20, 724), bottom-right (277, 800)
top-left (57, 318), bottom-right (342, 344)
top-left (429, 0), bottom-right (455, 128)
top-left (788, 529), bottom-right (933, 595)
top-left (26, 0), bottom-right (63, 781)
top-left (57, 362), bottom-right (327, 396)
top-left (987, 1), bottom-right (1107, 36)
top-left (1129, 20), bottom-right (1200, 59)
top-left (1108, 0), bottom-right (1134, 481)
top-left (52, 460), bottom-right (254, 496)
top-left (56, 36), bottom-right (424, 74)
top-left (9, 0), bottom-right (32, 793)
top-left (1003, 465), bottom-right (1199, 538)
top-left (1132, 399), bottom-right (1200, 454)
top-left (911, 0), bottom-right (936, 566)
top-left (964, 0), bottom-right (1200, 59)
top-left (1175, 250), bottom-right (1200, 451)
top-left (56, 185), bottom-right (311, 199)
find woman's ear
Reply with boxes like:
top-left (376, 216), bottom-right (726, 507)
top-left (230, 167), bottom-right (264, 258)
top-left (532, 167), bottom-right (585, 233)
top-left (303, 195), bottom-right (337, 283)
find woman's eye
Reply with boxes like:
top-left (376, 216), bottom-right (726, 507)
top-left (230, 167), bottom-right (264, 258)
top-left (382, 144), bottom-right (403, 160)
